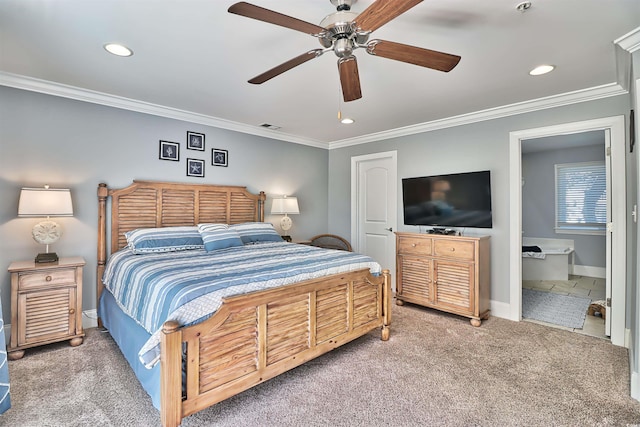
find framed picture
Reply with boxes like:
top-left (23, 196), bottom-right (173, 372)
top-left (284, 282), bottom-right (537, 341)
top-left (159, 140), bottom-right (179, 161)
top-left (186, 158), bottom-right (205, 177)
top-left (212, 148), bottom-right (228, 167)
top-left (187, 131), bottom-right (205, 151)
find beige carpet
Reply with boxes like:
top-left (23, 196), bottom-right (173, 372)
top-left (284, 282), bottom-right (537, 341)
top-left (4, 304), bottom-right (640, 426)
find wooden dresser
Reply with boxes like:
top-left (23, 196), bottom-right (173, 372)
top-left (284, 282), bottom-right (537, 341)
top-left (7, 257), bottom-right (85, 359)
top-left (395, 232), bottom-right (490, 326)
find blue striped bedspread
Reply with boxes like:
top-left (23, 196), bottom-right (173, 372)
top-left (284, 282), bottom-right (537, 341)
top-left (102, 241), bottom-right (381, 368)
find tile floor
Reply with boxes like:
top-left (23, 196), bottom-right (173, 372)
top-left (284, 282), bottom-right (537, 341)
top-left (522, 275), bottom-right (607, 340)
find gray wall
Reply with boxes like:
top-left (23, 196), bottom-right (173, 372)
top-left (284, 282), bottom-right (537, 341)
top-left (328, 95), bottom-right (631, 305)
top-left (0, 86), bottom-right (329, 322)
top-left (522, 144), bottom-right (606, 268)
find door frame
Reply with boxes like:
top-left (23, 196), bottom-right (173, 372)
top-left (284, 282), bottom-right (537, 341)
top-left (508, 116), bottom-right (626, 347)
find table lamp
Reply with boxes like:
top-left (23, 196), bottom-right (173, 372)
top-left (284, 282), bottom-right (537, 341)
top-left (271, 195), bottom-right (299, 242)
top-left (18, 186), bottom-right (73, 263)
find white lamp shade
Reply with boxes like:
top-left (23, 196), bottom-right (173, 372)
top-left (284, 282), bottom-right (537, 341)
top-left (271, 196), bottom-right (299, 215)
top-left (18, 187), bottom-right (73, 217)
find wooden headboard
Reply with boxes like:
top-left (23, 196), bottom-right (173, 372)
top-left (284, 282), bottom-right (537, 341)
top-left (96, 180), bottom-right (266, 311)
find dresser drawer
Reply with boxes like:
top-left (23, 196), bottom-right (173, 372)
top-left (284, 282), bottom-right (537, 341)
top-left (433, 239), bottom-right (475, 260)
top-left (398, 236), bottom-right (432, 255)
top-left (18, 268), bottom-right (77, 291)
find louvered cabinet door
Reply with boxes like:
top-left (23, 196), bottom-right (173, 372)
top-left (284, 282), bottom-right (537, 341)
top-left (8, 257), bottom-right (85, 360)
top-left (397, 255), bottom-right (433, 306)
top-left (18, 287), bottom-right (75, 345)
top-left (432, 260), bottom-right (474, 314)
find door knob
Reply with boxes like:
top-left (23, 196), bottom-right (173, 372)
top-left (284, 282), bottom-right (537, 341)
top-left (385, 227), bottom-right (393, 232)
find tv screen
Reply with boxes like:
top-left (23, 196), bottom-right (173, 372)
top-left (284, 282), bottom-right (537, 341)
top-left (402, 170), bottom-right (493, 228)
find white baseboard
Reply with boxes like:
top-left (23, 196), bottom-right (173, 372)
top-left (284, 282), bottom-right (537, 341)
top-left (572, 264), bottom-right (606, 279)
top-left (3, 309), bottom-right (99, 343)
top-left (83, 309), bottom-right (99, 329)
top-left (490, 299), bottom-right (513, 320)
top-left (629, 328), bottom-right (640, 403)
top-left (631, 369), bottom-right (640, 402)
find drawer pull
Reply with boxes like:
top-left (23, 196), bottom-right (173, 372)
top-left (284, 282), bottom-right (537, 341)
top-left (69, 309), bottom-right (75, 315)
top-left (45, 275), bottom-right (52, 282)
top-left (450, 248), bottom-right (455, 251)
top-left (412, 243), bottom-right (417, 247)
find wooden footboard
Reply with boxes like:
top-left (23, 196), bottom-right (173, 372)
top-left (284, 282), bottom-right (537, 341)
top-left (160, 268), bottom-right (391, 427)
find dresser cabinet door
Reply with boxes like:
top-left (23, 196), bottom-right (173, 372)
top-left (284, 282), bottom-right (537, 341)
top-left (433, 260), bottom-right (474, 314)
top-left (397, 255), bottom-right (433, 304)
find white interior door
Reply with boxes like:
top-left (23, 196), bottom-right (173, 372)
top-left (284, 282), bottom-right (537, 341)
top-left (351, 151), bottom-right (397, 288)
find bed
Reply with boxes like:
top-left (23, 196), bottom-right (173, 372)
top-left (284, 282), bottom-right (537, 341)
top-left (96, 180), bottom-right (391, 427)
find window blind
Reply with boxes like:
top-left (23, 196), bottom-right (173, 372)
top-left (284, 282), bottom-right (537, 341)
top-left (555, 161), bottom-right (606, 232)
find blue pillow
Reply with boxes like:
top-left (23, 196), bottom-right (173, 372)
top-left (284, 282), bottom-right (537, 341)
top-left (125, 226), bottom-right (204, 254)
top-left (229, 222), bottom-right (283, 244)
top-left (198, 223), bottom-right (244, 251)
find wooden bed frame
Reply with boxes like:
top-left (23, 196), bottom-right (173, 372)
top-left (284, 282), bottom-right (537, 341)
top-left (96, 180), bottom-right (391, 427)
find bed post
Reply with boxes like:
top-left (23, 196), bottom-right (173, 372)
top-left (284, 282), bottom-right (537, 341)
top-left (161, 320), bottom-right (183, 427)
top-left (97, 183), bottom-right (108, 327)
top-left (258, 191), bottom-right (266, 221)
top-left (381, 269), bottom-right (391, 341)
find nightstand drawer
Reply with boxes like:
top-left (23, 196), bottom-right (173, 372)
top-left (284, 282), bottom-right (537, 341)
top-left (18, 268), bottom-right (77, 291)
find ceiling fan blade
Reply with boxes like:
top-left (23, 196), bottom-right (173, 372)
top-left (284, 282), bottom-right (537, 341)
top-left (366, 40), bottom-right (461, 72)
top-left (228, 2), bottom-right (325, 36)
top-left (248, 49), bottom-right (324, 84)
top-left (353, 0), bottom-right (423, 33)
top-left (338, 56), bottom-right (362, 102)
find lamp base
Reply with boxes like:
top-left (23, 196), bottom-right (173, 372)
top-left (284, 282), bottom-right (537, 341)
top-left (35, 252), bottom-right (59, 263)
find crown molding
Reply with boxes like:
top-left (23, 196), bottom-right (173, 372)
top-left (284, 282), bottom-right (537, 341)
top-left (0, 72), bottom-right (329, 150)
top-left (615, 26), bottom-right (640, 53)
top-left (0, 71), bottom-right (628, 152)
top-left (328, 83), bottom-right (628, 149)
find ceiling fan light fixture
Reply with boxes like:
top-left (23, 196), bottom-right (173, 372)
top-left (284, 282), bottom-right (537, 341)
top-left (104, 43), bottom-right (133, 57)
top-left (529, 64), bottom-right (555, 76)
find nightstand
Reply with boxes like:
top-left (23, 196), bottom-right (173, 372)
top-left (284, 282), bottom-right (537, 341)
top-left (7, 257), bottom-right (85, 360)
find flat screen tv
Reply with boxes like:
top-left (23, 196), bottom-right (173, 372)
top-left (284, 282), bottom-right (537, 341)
top-left (402, 170), bottom-right (493, 228)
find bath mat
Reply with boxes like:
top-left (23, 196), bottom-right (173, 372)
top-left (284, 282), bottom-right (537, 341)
top-left (522, 288), bottom-right (591, 329)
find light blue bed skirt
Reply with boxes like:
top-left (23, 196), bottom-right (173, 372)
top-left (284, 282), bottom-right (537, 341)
top-left (98, 289), bottom-right (162, 409)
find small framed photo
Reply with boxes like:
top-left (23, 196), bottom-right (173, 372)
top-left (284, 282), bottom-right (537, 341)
top-left (187, 131), bottom-right (205, 151)
top-left (212, 148), bottom-right (228, 167)
top-left (186, 158), bottom-right (205, 177)
top-left (159, 140), bottom-right (179, 161)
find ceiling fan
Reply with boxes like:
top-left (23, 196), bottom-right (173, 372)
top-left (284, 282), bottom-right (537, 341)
top-left (228, 0), bottom-right (461, 102)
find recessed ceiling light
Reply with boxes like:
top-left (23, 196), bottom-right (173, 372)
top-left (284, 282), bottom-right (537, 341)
top-left (341, 117), bottom-right (355, 124)
top-left (104, 43), bottom-right (133, 57)
top-left (529, 65), bottom-right (555, 76)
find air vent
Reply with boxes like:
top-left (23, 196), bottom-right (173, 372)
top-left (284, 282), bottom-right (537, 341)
top-left (260, 123), bottom-right (281, 130)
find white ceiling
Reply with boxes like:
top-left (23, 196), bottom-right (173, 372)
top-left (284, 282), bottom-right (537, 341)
top-left (1, 0), bottom-right (638, 148)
